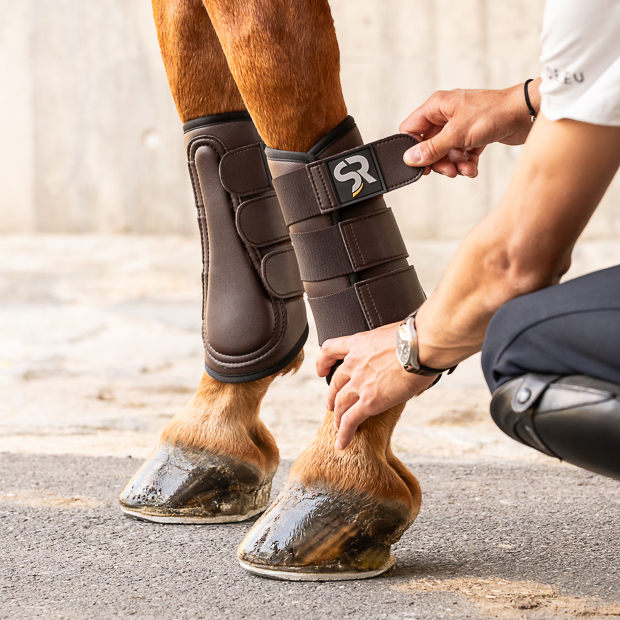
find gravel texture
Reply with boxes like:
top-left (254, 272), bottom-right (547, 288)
top-left (1, 453), bottom-right (619, 619)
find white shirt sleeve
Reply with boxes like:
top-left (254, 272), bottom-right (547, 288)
top-left (539, 0), bottom-right (620, 126)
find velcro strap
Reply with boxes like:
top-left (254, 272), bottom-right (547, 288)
top-left (354, 266), bottom-right (426, 329)
top-left (236, 193), bottom-right (290, 248)
top-left (273, 134), bottom-right (424, 226)
top-left (220, 143), bottom-right (272, 196)
top-left (307, 266), bottom-right (426, 345)
top-left (308, 288), bottom-right (369, 345)
top-left (290, 226), bottom-right (351, 281)
top-left (342, 209), bottom-right (409, 271)
top-left (261, 247), bottom-right (304, 299)
top-left (291, 209), bottom-right (408, 282)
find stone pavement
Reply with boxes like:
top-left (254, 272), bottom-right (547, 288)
top-left (1, 234), bottom-right (619, 619)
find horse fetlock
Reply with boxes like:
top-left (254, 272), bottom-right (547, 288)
top-left (290, 407), bottom-right (421, 512)
top-left (119, 443), bottom-right (276, 524)
top-left (237, 406), bottom-right (420, 580)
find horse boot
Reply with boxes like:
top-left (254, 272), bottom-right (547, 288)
top-left (120, 111), bottom-right (308, 523)
top-left (238, 116), bottom-right (427, 579)
top-left (491, 373), bottom-right (620, 480)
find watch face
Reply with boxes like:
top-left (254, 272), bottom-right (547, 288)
top-left (396, 325), bottom-right (411, 365)
top-left (397, 341), bottom-right (410, 365)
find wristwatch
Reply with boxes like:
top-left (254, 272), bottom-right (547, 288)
top-left (396, 310), bottom-right (457, 376)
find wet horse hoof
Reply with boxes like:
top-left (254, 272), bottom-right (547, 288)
top-left (236, 482), bottom-right (413, 581)
top-left (119, 443), bottom-right (274, 524)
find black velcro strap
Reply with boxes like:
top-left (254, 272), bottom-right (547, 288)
top-left (261, 247), bottom-right (304, 299)
top-left (308, 288), bottom-right (369, 345)
top-left (220, 143), bottom-right (272, 196)
top-left (290, 209), bottom-right (409, 282)
top-left (272, 134), bottom-right (424, 226)
top-left (354, 266), bottom-right (426, 329)
top-left (236, 193), bottom-right (289, 248)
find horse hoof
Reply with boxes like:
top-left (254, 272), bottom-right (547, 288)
top-left (119, 443), bottom-right (274, 524)
top-left (236, 482), bottom-right (413, 581)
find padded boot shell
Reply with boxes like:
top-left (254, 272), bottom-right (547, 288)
top-left (184, 111), bottom-right (308, 383)
top-left (491, 374), bottom-right (620, 480)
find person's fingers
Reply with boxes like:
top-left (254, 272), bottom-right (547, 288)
top-left (335, 401), bottom-right (371, 450)
top-left (333, 385), bottom-right (360, 425)
top-left (326, 365), bottom-right (351, 418)
top-left (430, 159), bottom-right (459, 178)
top-left (465, 145), bottom-right (485, 167)
top-left (404, 124), bottom-right (460, 168)
top-left (446, 149), bottom-right (476, 178)
top-left (399, 103), bottom-right (437, 136)
top-left (316, 336), bottom-right (354, 377)
top-left (456, 146), bottom-right (485, 178)
top-left (456, 161), bottom-right (478, 178)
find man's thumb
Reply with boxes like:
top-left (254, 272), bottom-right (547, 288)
top-left (403, 130), bottom-right (454, 167)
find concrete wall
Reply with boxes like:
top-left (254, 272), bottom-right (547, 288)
top-left (1, 0), bottom-right (619, 238)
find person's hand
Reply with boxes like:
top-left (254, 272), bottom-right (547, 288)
top-left (316, 323), bottom-right (436, 450)
top-left (400, 82), bottom-right (539, 178)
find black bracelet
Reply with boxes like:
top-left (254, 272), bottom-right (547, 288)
top-left (524, 79), bottom-right (537, 122)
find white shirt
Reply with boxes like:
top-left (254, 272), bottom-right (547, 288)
top-left (539, 0), bottom-right (620, 126)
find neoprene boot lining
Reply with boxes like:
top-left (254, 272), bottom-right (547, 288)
top-left (184, 112), bottom-right (308, 383)
top-left (491, 373), bottom-right (620, 480)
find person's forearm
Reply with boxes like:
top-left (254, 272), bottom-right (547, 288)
top-left (415, 114), bottom-right (620, 370)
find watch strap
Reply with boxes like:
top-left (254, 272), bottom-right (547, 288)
top-left (405, 310), bottom-right (458, 376)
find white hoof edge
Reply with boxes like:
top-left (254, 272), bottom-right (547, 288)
top-left (238, 556), bottom-right (396, 582)
top-left (120, 505), bottom-right (266, 524)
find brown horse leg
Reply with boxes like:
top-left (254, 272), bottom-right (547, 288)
top-left (203, 0), bottom-right (423, 577)
top-left (119, 0), bottom-right (307, 523)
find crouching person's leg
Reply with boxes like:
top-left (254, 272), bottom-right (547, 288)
top-left (482, 266), bottom-right (620, 480)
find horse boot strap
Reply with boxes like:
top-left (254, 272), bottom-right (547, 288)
top-left (491, 373), bottom-right (620, 480)
top-left (266, 115), bottom-right (426, 347)
top-left (184, 111), bottom-right (308, 383)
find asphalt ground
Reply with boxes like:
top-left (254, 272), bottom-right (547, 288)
top-left (1, 453), bottom-right (619, 620)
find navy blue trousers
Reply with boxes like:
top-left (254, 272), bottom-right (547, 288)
top-left (481, 266), bottom-right (620, 393)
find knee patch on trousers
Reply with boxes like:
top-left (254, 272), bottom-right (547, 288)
top-left (266, 116), bottom-right (426, 345)
top-left (184, 112), bottom-right (308, 383)
top-left (491, 373), bottom-right (620, 480)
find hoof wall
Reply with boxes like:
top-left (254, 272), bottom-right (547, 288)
top-left (237, 482), bottom-right (413, 579)
top-left (239, 556), bottom-right (396, 582)
top-left (119, 443), bottom-right (274, 523)
top-left (120, 505), bottom-right (266, 525)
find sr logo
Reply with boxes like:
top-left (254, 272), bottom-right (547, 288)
top-left (333, 155), bottom-right (378, 198)
top-left (326, 146), bottom-right (386, 207)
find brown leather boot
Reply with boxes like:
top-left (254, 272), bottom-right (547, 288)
top-left (238, 117), bottom-right (426, 578)
top-left (120, 111), bottom-right (307, 523)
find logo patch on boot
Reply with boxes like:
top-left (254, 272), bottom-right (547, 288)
top-left (325, 146), bottom-right (386, 207)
